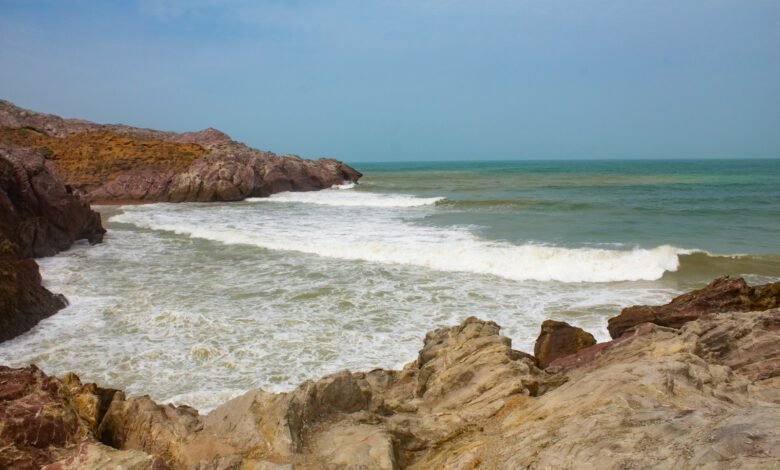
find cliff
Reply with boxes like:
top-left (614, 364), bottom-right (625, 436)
top-left (0, 99), bottom-right (362, 203)
top-left (2, 279), bottom-right (779, 469)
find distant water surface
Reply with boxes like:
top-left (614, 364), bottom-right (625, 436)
top-left (1, 159), bottom-right (779, 410)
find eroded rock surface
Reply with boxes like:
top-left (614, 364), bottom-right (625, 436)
top-left (3, 305), bottom-right (780, 468)
top-left (607, 276), bottom-right (780, 339)
top-left (93, 317), bottom-right (557, 469)
top-left (0, 99), bottom-right (362, 203)
top-left (0, 366), bottom-right (165, 469)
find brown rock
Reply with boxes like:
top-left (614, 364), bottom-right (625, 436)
top-left (250, 154), bottom-right (362, 197)
top-left (0, 240), bottom-right (67, 342)
top-left (533, 319), bottom-right (596, 368)
top-left (98, 392), bottom-right (204, 469)
top-left (41, 442), bottom-right (169, 470)
top-left (607, 276), bottom-right (780, 339)
top-left (0, 143), bottom-right (104, 342)
top-left (417, 310), bottom-right (780, 469)
top-left (168, 154), bottom-right (254, 202)
top-left (0, 365), bottom-right (89, 469)
top-left (5, 310), bottom-right (780, 468)
top-left (94, 317), bottom-right (559, 469)
top-left (0, 144), bottom-right (105, 257)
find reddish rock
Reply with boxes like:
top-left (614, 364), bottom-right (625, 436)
top-left (0, 144), bottom-right (104, 342)
top-left (607, 276), bottom-right (780, 339)
top-left (0, 240), bottom-right (67, 343)
top-left (692, 308), bottom-right (780, 384)
top-left (0, 365), bottom-right (89, 469)
top-left (168, 154), bottom-right (255, 202)
top-left (533, 320), bottom-right (597, 368)
top-left (545, 322), bottom-right (670, 373)
top-left (0, 144), bottom-right (105, 257)
top-left (86, 170), bottom-right (175, 203)
top-left (250, 154), bottom-right (362, 197)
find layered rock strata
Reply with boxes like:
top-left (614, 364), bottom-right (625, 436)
top-left (3, 304), bottom-right (780, 468)
top-left (0, 100), bottom-right (362, 203)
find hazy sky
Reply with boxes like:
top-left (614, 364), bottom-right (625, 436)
top-left (1, 0), bottom-right (778, 162)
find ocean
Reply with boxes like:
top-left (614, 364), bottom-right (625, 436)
top-left (2, 159), bottom-right (779, 411)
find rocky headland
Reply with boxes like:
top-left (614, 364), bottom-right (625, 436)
top-left (2, 277), bottom-right (780, 469)
top-left (0, 99), bottom-right (362, 203)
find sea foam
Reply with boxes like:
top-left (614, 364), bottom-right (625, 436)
top-left (246, 187), bottom-right (444, 208)
top-left (111, 197), bottom-right (683, 283)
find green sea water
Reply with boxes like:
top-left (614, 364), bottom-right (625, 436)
top-left (355, 159), bottom-right (780, 287)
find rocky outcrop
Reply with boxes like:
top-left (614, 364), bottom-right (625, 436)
top-left (533, 319), bottom-right (596, 368)
top-left (418, 309), bottom-right (780, 469)
top-left (607, 276), bottom-right (780, 339)
top-left (96, 317), bottom-right (558, 469)
top-left (0, 144), bottom-right (104, 342)
top-left (0, 144), bottom-right (104, 257)
top-left (4, 288), bottom-right (780, 468)
top-left (0, 100), bottom-right (362, 203)
top-left (0, 240), bottom-right (67, 343)
top-left (0, 366), bottom-right (168, 469)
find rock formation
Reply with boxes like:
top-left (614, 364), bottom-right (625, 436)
top-left (607, 276), bottom-right (780, 339)
top-left (0, 240), bottom-right (66, 343)
top-left (0, 144), bottom-right (105, 342)
top-left (0, 100), bottom-right (362, 203)
top-left (3, 302), bottom-right (780, 468)
top-left (0, 365), bottom-right (167, 470)
top-left (0, 144), bottom-right (104, 258)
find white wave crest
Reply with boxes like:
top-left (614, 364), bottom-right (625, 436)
top-left (246, 189), bottom-right (444, 208)
top-left (112, 206), bottom-right (682, 283)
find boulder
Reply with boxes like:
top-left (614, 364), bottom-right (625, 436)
top-left (607, 276), bottom-right (780, 339)
top-left (0, 240), bottom-right (67, 342)
top-left (250, 155), bottom-right (362, 197)
top-left (533, 319), bottom-right (596, 368)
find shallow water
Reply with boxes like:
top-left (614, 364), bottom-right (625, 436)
top-left (1, 159), bottom-right (778, 411)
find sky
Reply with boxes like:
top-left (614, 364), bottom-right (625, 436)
top-left (0, 0), bottom-right (779, 162)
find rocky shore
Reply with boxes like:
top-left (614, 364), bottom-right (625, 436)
top-left (2, 278), bottom-right (779, 469)
top-left (2, 99), bottom-right (779, 468)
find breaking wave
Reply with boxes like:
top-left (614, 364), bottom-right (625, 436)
top-left (112, 205), bottom-right (688, 283)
